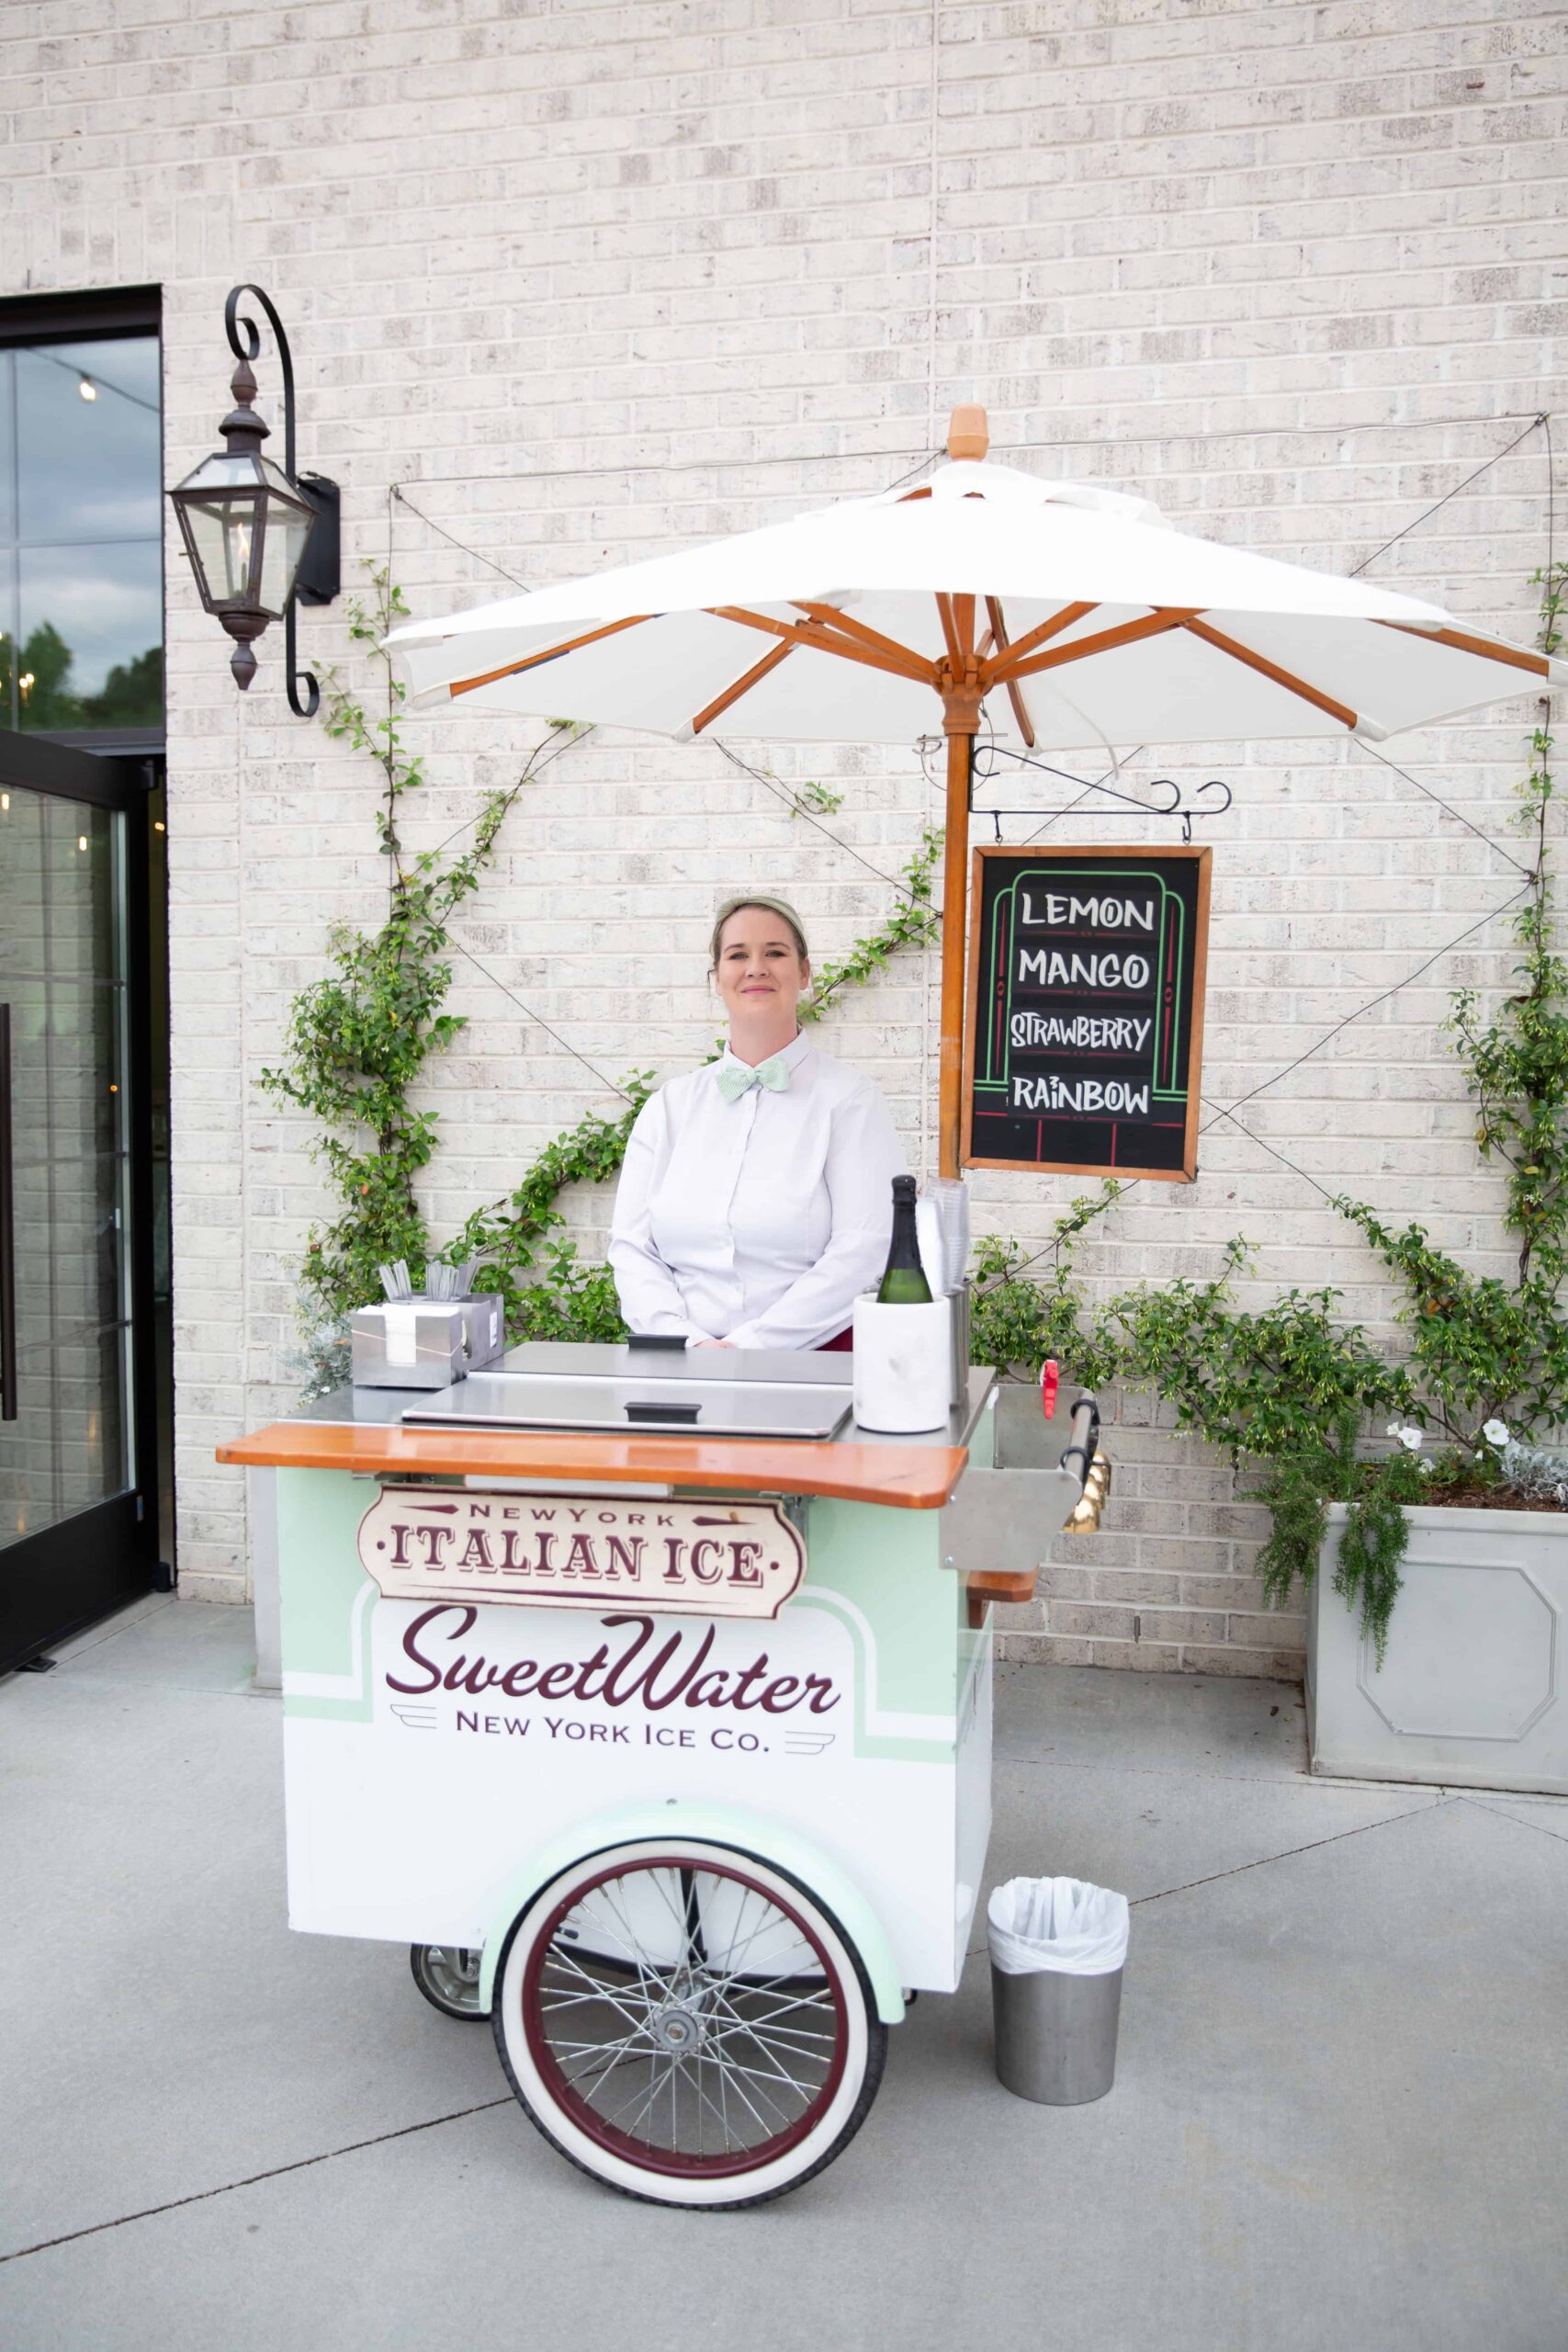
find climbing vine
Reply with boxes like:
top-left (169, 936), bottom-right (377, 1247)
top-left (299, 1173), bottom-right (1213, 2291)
top-left (260, 570), bottom-right (593, 1347)
top-left (970, 560), bottom-right (1568, 1661)
top-left (265, 566), bottom-right (943, 1377)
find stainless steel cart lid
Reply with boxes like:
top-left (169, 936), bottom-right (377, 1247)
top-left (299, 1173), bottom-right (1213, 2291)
top-left (399, 1342), bottom-right (853, 1442)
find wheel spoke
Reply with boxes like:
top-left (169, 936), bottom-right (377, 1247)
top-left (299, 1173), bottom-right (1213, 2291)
top-left (700, 1978), bottom-right (838, 2056)
top-left (698, 2031), bottom-right (818, 2099)
top-left (540, 1947), bottom-right (654, 2036)
top-left (617, 2052), bottom-right (679, 2143)
top-left (715, 1890), bottom-right (795, 1975)
top-left (695, 2049), bottom-right (780, 2139)
top-left (596, 1880), bottom-right (666, 2006)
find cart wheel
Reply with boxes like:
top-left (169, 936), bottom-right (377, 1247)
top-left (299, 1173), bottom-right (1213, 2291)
top-left (492, 1838), bottom-right (887, 2210)
top-left (410, 1942), bottom-right (486, 2020)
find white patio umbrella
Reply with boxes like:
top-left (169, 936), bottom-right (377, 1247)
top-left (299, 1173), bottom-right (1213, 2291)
top-left (385, 406), bottom-right (1563, 1178)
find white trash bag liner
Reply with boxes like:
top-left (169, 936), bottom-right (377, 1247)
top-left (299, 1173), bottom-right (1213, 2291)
top-left (987, 1875), bottom-right (1130, 1977)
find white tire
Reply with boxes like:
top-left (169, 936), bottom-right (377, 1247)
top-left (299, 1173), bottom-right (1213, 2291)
top-left (491, 1838), bottom-right (887, 2209)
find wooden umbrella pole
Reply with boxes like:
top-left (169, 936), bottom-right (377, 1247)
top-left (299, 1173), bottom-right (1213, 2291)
top-left (935, 403), bottom-right (988, 1182)
top-left (938, 685), bottom-right (980, 1181)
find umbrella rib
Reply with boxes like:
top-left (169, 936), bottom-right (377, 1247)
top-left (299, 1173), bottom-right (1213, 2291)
top-left (984, 602), bottom-right (1100, 680)
top-left (1179, 616), bottom-right (1359, 729)
top-left (1001, 606), bottom-right (1200, 684)
top-left (985, 594), bottom-right (1036, 750)
top-left (689, 637), bottom-right (796, 735)
top-left (935, 593), bottom-right (964, 666)
top-left (708, 605), bottom-right (931, 684)
top-left (790, 602), bottom-right (938, 681)
top-left (1373, 619), bottom-right (1551, 678)
top-left (446, 613), bottom-right (657, 698)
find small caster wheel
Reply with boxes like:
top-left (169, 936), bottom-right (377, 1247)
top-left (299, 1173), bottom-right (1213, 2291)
top-left (410, 1942), bottom-right (486, 2020)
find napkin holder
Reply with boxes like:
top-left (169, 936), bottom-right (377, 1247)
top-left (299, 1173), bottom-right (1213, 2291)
top-left (349, 1291), bottom-right (506, 1390)
top-left (455, 1291), bottom-right (506, 1373)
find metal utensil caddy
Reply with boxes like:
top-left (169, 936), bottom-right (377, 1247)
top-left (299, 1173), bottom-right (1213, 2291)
top-left (229, 1333), bottom-right (1109, 2211)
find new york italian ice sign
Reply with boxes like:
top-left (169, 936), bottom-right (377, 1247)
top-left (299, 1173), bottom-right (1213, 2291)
top-left (357, 1486), bottom-right (806, 1620)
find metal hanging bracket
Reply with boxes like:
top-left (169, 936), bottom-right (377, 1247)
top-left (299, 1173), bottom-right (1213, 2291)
top-left (967, 742), bottom-right (1234, 842)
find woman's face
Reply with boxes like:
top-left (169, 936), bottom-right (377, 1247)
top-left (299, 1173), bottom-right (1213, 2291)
top-left (713, 908), bottom-right (810, 1024)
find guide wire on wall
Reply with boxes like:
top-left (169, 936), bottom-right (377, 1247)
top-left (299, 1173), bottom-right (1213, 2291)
top-left (379, 413), bottom-right (1558, 1218)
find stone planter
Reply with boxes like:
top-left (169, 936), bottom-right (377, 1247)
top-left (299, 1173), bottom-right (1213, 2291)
top-left (1307, 1500), bottom-right (1568, 1794)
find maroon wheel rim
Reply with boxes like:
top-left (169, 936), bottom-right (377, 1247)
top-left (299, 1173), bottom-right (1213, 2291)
top-left (519, 1851), bottom-right (852, 2180)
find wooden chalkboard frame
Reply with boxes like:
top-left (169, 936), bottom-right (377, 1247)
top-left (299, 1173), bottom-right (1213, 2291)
top-left (961, 842), bottom-right (1213, 1182)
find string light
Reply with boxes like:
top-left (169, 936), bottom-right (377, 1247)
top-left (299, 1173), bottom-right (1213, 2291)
top-left (17, 671), bottom-right (34, 698)
top-left (153, 819), bottom-right (165, 832)
top-left (0, 793), bottom-right (8, 811)
top-left (77, 834), bottom-right (87, 852)
top-left (77, 376), bottom-right (96, 401)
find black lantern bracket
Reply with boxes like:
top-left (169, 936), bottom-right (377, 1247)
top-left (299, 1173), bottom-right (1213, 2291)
top-left (223, 285), bottom-right (339, 716)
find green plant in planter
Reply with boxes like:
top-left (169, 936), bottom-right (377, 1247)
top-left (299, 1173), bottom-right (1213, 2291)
top-left (964, 563), bottom-right (1567, 1662)
top-left (968, 1186), bottom-right (1123, 1387)
top-left (1099, 1248), bottom-right (1421, 1663)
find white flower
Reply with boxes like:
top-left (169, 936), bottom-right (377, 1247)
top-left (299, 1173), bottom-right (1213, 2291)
top-left (1399, 1426), bottom-right (1425, 1453)
top-left (1418, 1459), bottom-right (1435, 1475)
top-left (1385, 1422), bottom-right (1402, 1439)
top-left (1483, 1419), bottom-right (1509, 1447)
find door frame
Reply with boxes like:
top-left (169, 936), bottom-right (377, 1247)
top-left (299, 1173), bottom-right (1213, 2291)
top-left (0, 727), bottom-right (167, 1671)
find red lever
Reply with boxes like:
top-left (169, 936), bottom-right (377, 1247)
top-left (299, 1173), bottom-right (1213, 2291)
top-left (1040, 1358), bottom-right (1059, 1422)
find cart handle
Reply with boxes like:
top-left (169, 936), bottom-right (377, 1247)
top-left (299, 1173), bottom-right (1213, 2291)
top-left (1057, 1395), bottom-right (1100, 1495)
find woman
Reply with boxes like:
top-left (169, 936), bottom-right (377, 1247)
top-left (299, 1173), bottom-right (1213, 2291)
top-left (608, 895), bottom-right (905, 1351)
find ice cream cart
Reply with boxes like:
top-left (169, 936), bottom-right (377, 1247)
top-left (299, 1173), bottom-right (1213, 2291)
top-left (218, 1342), bottom-right (1104, 2207)
top-left (211, 391), bottom-right (1554, 2206)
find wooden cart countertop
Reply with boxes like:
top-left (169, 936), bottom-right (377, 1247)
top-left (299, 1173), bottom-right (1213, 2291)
top-left (216, 1419), bottom-right (971, 1510)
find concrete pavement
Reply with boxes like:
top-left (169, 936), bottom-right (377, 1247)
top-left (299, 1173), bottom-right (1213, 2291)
top-left (3, 1600), bottom-right (1564, 2351)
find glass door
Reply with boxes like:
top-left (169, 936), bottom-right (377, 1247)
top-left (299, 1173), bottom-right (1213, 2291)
top-left (0, 736), bottom-right (161, 1669)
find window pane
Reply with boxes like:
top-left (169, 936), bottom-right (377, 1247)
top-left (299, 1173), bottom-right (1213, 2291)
top-left (0, 795), bottom-right (116, 985)
top-left (0, 350), bottom-right (15, 551)
top-left (257, 498), bottom-right (312, 616)
top-left (181, 493), bottom-right (262, 606)
top-left (0, 551), bottom-right (22, 739)
top-left (2, 1327), bottom-right (131, 1545)
top-left (0, 930), bottom-right (132, 1550)
top-left (17, 540), bottom-right (164, 730)
top-left (15, 335), bottom-right (161, 544)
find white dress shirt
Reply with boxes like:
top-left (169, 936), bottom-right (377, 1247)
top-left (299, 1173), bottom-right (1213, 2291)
top-left (608, 1033), bottom-right (907, 1351)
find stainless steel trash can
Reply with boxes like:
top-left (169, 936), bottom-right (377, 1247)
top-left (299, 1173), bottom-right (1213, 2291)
top-left (991, 1958), bottom-right (1123, 2106)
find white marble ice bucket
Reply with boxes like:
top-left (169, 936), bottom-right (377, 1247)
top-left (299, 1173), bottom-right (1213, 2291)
top-left (851, 1295), bottom-right (953, 1433)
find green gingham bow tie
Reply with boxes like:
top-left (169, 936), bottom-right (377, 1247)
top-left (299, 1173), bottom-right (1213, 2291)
top-left (716, 1051), bottom-right (794, 1103)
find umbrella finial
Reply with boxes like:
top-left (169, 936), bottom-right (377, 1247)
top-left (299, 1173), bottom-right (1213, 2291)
top-left (946, 403), bottom-right (988, 463)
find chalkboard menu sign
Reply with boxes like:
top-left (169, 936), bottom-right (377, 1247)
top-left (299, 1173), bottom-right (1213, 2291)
top-left (963, 845), bottom-right (1212, 1181)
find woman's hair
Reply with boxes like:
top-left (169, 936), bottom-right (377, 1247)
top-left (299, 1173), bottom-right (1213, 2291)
top-left (708, 895), bottom-right (810, 969)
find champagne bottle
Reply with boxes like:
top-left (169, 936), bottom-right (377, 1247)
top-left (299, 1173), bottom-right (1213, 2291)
top-left (877, 1175), bottom-right (933, 1305)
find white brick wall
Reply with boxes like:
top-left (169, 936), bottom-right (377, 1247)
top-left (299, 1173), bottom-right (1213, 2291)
top-left (6, 0), bottom-right (1564, 1669)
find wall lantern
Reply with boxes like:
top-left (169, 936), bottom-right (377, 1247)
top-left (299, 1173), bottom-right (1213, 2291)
top-left (166, 284), bottom-right (340, 717)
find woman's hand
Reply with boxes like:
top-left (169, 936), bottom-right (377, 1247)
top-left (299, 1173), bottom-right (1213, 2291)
top-left (693, 1339), bottom-right (737, 1350)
